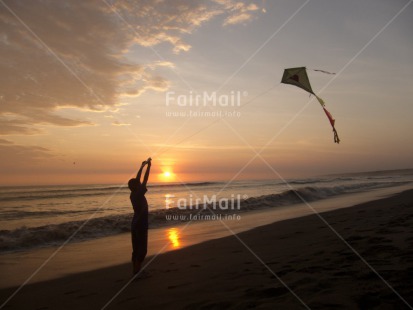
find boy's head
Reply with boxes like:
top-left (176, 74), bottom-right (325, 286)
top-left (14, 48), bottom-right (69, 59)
top-left (128, 178), bottom-right (139, 191)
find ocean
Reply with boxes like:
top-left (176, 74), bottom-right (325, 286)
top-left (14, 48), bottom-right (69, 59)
top-left (1, 169), bottom-right (412, 253)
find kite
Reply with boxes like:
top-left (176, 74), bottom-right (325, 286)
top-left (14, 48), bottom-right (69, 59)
top-left (281, 67), bottom-right (340, 143)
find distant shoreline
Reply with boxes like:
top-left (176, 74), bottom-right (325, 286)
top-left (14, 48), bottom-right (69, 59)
top-left (323, 167), bottom-right (413, 178)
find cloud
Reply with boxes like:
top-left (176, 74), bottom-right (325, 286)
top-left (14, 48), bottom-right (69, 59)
top-left (0, 138), bottom-right (54, 169)
top-left (1, 0), bottom-right (140, 134)
top-left (120, 72), bottom-right (170, 97)
top-left (217, 1), bottom-right (260, 26)
top-left (0, 0), bottom-right (261, 135)
top-left (112, 120), bottom-right (131, 126)
top-left (146, 60), bottom-right (175, 70)
top-left (0, 119), bottom-right (43, 135)
top-left (113, 0), bottom-right (261, 51)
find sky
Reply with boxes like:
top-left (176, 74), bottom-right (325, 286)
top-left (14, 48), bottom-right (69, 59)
top-left (0, 0), bottom-right (412, 185)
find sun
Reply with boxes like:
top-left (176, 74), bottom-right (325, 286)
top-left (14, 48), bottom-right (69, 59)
top-left (158, 169), bottom-right (176, 182)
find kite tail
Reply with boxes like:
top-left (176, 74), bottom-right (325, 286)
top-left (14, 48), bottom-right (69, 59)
top-left (323, 107), bottom-right (340, 144)
top-left (313, 69), bottom-right (336, 75)
top-left (333, 127), bottom-right (340, 144)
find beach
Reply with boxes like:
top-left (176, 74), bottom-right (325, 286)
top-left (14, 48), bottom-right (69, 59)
top-left (1, 186), bottom-right (412, 309)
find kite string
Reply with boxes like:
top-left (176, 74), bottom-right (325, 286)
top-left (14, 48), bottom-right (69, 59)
top-left (153, 83), bottom-right (282, 158)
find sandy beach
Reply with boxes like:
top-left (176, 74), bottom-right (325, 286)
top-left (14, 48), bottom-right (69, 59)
top-left (1, 188), bottom-right (413, 309)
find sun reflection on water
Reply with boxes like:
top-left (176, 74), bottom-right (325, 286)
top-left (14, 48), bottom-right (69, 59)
top-left (167, 227), bottom-right (181, 248)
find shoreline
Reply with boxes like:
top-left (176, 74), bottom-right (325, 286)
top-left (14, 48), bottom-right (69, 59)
top-left (1, 187), bottom-right (413, 308)
top-left (2, 182), bottom-right (412, 253)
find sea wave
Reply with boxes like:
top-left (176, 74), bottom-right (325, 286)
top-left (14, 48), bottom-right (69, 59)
top-left (0, 180), bottom-right (409, 252)
top-left (0, 209), bottom-right (105, 220)
top-left (0, 182), bottom-right (222, 202)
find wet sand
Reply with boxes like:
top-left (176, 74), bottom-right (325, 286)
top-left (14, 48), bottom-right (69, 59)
top-left (1, 188), bottom-right (413, 309)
